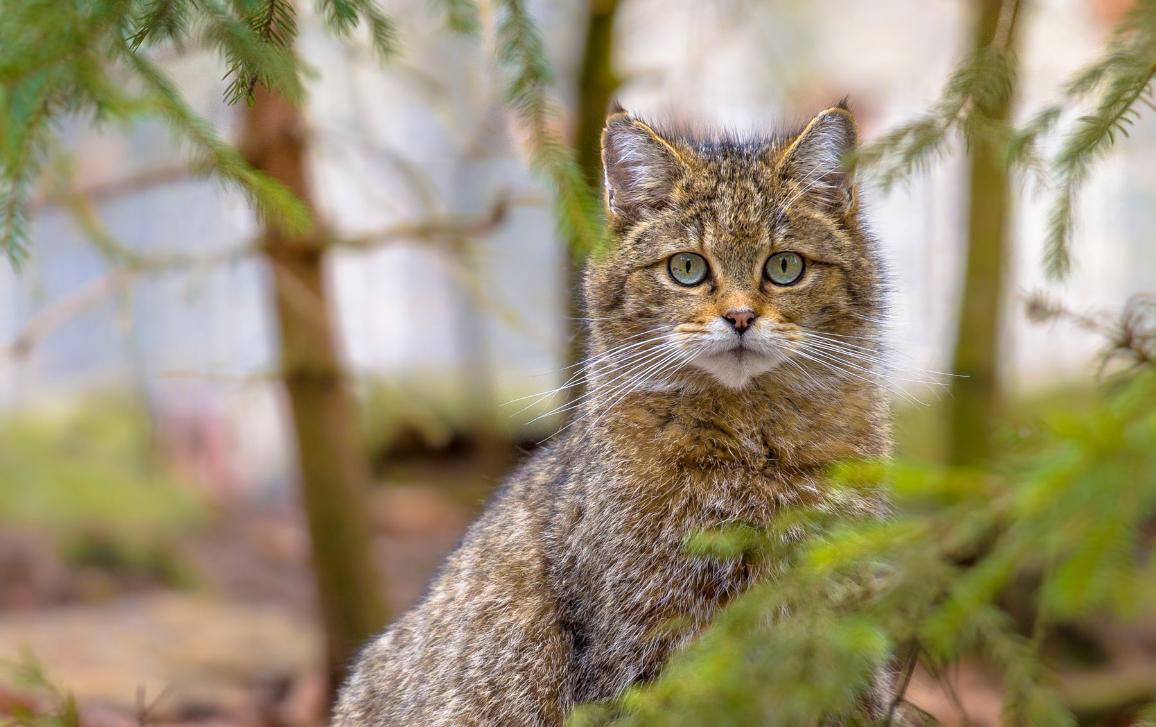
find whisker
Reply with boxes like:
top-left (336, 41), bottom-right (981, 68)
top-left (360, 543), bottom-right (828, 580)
top-left (797, 345), bottom-right (886, 381)
top-left (569, 350), bottom-right (696, 436)
top-left (591, 352), bottom-right (693, 422)
top-left (572, 343), bottom-right (688, 411)
top-left (799, 335), bottom-right (924, 376)
top-left (779, 356), bottom-right (828, 393)
top-left (534, 349), bottom-right (684, 446)
top-left (804, 330), bottom-right (886, 343)
top-left (791, 346), bottom-right (927, 407)
top-left (503, 331), bottom-right (677, 412)
top-left (528, 341), bottom-right (686, 423)
top-left (796, 330), bottom-right (884, 355)
top-left (778, 163), bottom-right (832, 217)
top-left (844, 311), bottom-right (893, 326)
top-left (557, 327), bottom-right (674, 372)
top-left (798, 337), bottom-right (945, 387)
top-left (799, 331), bottom-right (959, 382)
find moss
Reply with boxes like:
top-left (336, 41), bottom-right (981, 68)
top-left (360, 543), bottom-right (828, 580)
top-left (0, 394), bottom-right (203, 535)
top-left (61, 530), bottom-right (198, 590)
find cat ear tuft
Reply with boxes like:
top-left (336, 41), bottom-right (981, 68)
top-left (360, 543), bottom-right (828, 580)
top-left (780, 106), bottom-right (858, 215)
top-left (601, 113), bottom-right (688, 223)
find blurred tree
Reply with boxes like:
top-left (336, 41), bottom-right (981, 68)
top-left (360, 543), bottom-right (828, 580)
top-left (566, 0), bottom-right (621, 386)
top-left (948, 0), bottom-right (1021, 466)
top-left (574, 1), bottom-right (620, 194)
top-left (0, 0), bottom-right (393, 694)
top-left (238, 81), bottom-right (385, 691)
top-left (854, 0), bottom-right (1156, 461)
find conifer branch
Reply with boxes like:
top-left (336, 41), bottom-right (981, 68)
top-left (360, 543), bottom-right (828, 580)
top-left (129, 0), bottom-right (193, 50)
top-left (851, 0), bottom-right (1019, 192)
top-left (120, 43), bottom-right (313, 233)
top-left (0, 0), bottom-right (404, 269)
top-left (0, 77), bottom-right (55, 266)
top-left (491, 0), bottom-right (603, 258)
top-left (1045, 51), bottom-right (1156, 277)
top-left (431, 0), bottom-right (480, 34)
top-left (204, 0), bottom-right (302, 105)
top-left (317, 0), bottom-right (398, 61)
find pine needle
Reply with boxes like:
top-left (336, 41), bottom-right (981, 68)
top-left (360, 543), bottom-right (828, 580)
top-left (491, 0), bottom-right (604, 258)
top-left (429, 0), bottom-right (479, 34)
top-left (207, 0), bottom-right (302, 105)
top-left (317, 0), bottom-right (399, 61)
top-left (122, 45), bottom-right (312, 234)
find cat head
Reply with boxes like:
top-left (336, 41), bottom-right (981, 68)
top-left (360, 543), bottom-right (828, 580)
top-left (583, 105), bottom-right (886, 393)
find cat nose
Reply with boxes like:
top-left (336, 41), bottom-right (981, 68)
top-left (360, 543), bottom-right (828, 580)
top-left (722, 309), bottom-right (757, 334)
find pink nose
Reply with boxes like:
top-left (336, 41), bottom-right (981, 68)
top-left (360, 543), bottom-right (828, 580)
top-left (723, 309), bottom-right (757, 333)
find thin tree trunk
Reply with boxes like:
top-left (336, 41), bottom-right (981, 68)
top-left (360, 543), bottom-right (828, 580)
top-left (565, 0), bottom-right (619, 396)
top-left (240, 86), bottom-right (386, 696)
top-left (948, 0), bottom-right (1021, 466)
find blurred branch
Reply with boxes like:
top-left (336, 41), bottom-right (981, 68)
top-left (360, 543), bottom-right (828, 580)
top-left (1060, 666), bottom-right (1156, 724)
top-left (2, 193), bottom-right (521, 365)
top-left (487, 0), bottom-right (604, 257)
top-left (336, 192), bottom-right (515, 251)
top-left (1, 270), bottom-right (135, 363)
top-left (1039, 0), bottom-right (1156, 278)
top-left (1026, 291), bottom-right (1156, 371)
top-left (852, 0), bottom-right (1156, 279)
top-left (29, 163), bottom-right (193, 214)
top-left (850, 0), bottom-right (1022, 191)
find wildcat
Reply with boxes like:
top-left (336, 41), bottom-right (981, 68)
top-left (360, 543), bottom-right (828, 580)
top-left (335, 104), bottom-right (893, 726)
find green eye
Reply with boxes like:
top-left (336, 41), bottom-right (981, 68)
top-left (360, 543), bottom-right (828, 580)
top-left (668, 252), bottom-right (709, 286)
top-left (765, 252), bottom-right (805, 285)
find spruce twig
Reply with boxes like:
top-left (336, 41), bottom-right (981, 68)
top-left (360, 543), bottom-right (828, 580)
top-left (491, 0), bottom-right (603, 258)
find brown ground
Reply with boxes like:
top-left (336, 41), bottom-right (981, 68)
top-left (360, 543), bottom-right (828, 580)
top-left (0, 477), bottom-right (477, 726)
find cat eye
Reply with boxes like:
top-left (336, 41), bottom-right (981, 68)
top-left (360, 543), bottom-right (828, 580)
top-left (765, 252), bottom-right (805, 286)
top-left (668, 252), bottom-right (709, 286)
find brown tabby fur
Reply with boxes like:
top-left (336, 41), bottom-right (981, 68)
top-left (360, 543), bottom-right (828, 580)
top-left (335, 104), bottom-right (893, 726)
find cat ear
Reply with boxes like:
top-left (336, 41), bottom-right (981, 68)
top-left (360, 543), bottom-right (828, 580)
top-left (779, 105), bottom-right (858, 216)
top-left (601, 112), bottom-right (689, 223)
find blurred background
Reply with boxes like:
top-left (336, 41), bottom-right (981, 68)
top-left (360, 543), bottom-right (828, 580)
top-left (1, 0), bottom-right (1154, 725)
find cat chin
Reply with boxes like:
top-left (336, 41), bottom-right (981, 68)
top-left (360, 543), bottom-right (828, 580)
top-left (690, 349), bottom-right (784, 390)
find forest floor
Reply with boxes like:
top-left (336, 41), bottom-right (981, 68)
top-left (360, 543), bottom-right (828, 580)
top-left (0, 466), bottom-right (481, 727)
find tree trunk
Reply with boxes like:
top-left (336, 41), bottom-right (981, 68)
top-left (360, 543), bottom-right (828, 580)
top-left (565, 0), bottom-right (620, 397)
top-left (240, 86), bottom-right (386, 696)
top-left (947, 0), bottom-right (1020, 467)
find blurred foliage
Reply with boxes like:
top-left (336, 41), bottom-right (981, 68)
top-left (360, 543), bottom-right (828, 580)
top-left (361, 377), bottom-right (475, 464)
top-left (0, 0), bottom-right (600, 266)
top-left (493, 0), bottom-right (604, 259)
top-left (572, 301), bottom-right (1156, 724)
top-left (0, 0), bottom-right (317, 264)
top-left (359, 373), bottom-right (577, 465)
top-left (853, 0), bottom-right (1156, 280)
top-left (892, 382), bottom-right (1099, 464)
top-left (61, 530), bottom-right (197, 590)
top-left (0, 653), bottom-right (80, 727)
top-left (0, 395), bottom-right (202, 535)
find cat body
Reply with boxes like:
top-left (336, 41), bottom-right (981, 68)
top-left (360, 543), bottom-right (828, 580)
top-left (336, 105), bottom-right (892, 726)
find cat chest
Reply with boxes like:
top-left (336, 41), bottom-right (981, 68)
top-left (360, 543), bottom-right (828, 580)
top-left (557, 490), bottom-right (771, 701)
top-left (560, 473), bottom-right (782, 615)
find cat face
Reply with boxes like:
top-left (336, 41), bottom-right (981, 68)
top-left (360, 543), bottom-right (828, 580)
top-left (584, 106), bottom-right (885, 392)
